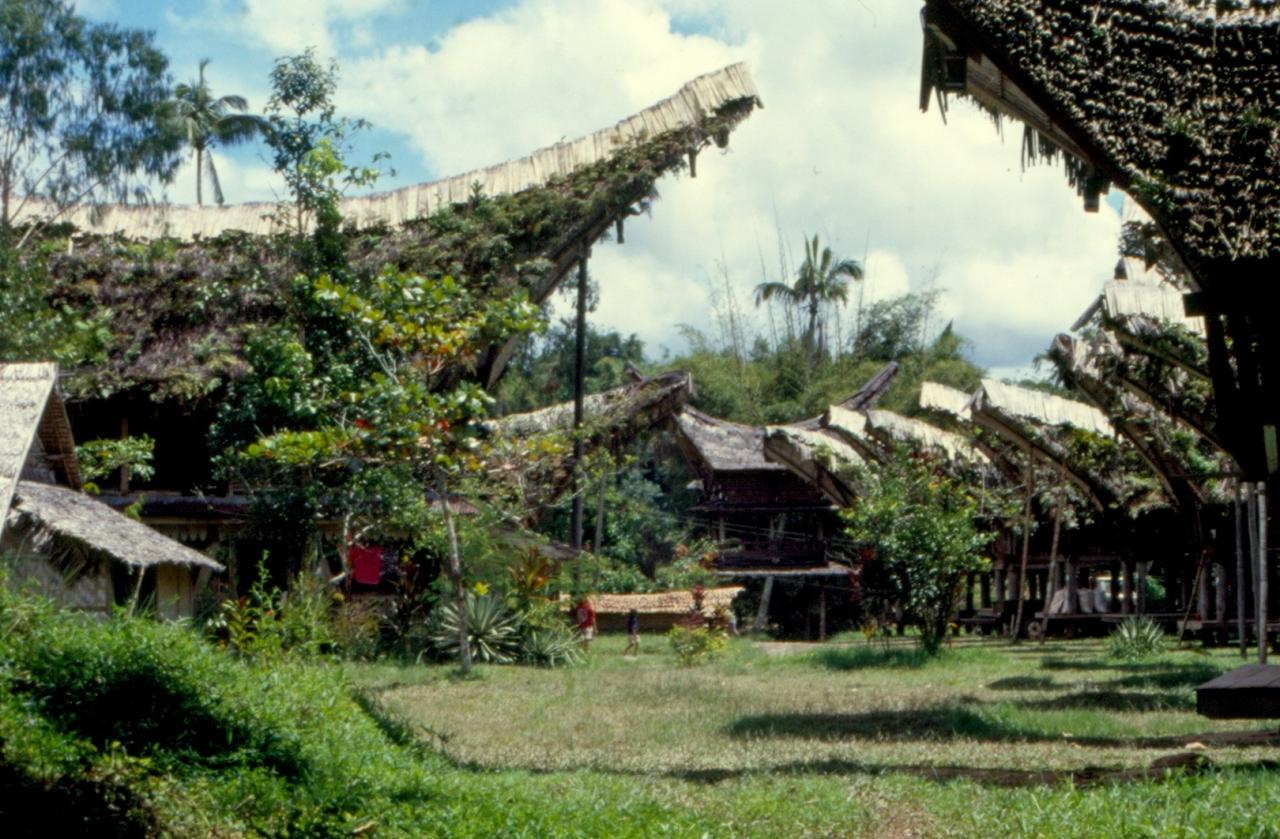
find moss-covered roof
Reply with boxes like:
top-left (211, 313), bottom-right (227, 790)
top-left (922, 0), bottom-right (1280, 281)
top-left (25, 66), bottom-right (761, 403)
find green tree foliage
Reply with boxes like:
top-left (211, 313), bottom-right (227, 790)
top-left (0, 0), bottom-right (181, 246)
top-left (166, 59), bottom-right (269, 206)
top-left (75, 435), bottom-right (155, 493)
top-left (263, 49), bottom-right (386, 246)
top-left (841, 447), bottom-right (991, 655)
top-left (755, 234), bottom-right (863, 357)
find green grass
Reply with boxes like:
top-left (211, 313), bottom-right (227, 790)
top-left (2, 585), bottom-right (1277, 837)
top-left (365, 634), bottom-right (1280, 838)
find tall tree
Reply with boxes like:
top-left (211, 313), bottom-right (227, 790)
top-left (0, 0), bottom-right (181, 246)
top-left (754, 234), bottom-right (863, 356)
top-left (168, 59), bottom-right (268, 206)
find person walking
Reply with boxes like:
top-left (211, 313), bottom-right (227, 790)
top-left (623, 608), bottom-right (640, 657)
top-left (575, 596), bottom-right (597, 650)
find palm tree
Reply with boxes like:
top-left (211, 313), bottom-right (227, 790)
top-left (167, 60), bottom-right (269, 206)
top-left (755, 235), bottom-right (864, 356)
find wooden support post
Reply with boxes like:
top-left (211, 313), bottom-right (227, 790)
top-left (819, 585), bottom-right (827, 642)
top-left (1110, 562), bottom-right (1121, 612)
top-left (1137, 561), bottom-right (1147, 615)
top-left (752, 577), bottom-right (774, 632)
top-left (993, 565), bottom-right (1005, 607)
top-left (1039, 490), bottom-right (1064, 642)
top-left (1258, 481), bottom-right (1269, 665)
top-left (1123, 559), bottom-right (1135, 615)
top-left (570, 249), bottom-right (588, 553)
top-left (1066, 559), bottom-right (1077, 615)
top-left (1011, 450), bottom-right (1035, 640)
top-left (1236, 480), bottom-right (1249, 656)
top-left (1215, 563), bottom-right (1228, 628)
top-left (966, 572), bottom-right (975, 613)
top-left (980, 571), bottom-right (991, 609)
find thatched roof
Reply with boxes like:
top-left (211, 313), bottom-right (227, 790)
top-left (573, 586), bottom-right (742, 616)
top-left (974, 379), bottom-right (1115, 437)
top-left (7, 481), bottom-right (223, 572)
top-left (1, 363), bottom-right (81, 541)
top-left (921, 1), bottom-right (1280, 277)
top-left (18, 64), bottom-right (761, 240)
top-left (674, 408), bottom-right (782, 474)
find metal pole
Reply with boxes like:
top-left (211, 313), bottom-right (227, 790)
top-left (1235, 480), bottom-right (1248, 657)
top-left (570, 249), bottom-right (588, 552)
top-left (1258, 481), bottom-right (1269, 665)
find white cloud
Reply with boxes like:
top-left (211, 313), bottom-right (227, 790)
top-left (176, 0), bottom-right (405, 58)
top-left (299, 0), bottom-right (1126, 369)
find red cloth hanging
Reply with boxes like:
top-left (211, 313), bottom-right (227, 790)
top-left (348, 545), bottom-right (383, 585)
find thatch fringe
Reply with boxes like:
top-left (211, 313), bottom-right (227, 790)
top-left (17, 64), bottom-right (761, 240)
top-left (8, 481), bottom-right (224, 571)
top-left (1104, 281), bottom-right (1204, 334)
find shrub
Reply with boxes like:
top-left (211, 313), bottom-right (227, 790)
top-left (1107, 616), bottom-right (1168, 661)
top-left (521, 625), bottom-right (584, 667)
top-left (428, 594), bottom-right (520, 664)
top-left (667, 625), bottom-right (727, 666)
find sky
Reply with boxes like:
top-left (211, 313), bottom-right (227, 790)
top-left (76, 0), bottom-right (1131, 379)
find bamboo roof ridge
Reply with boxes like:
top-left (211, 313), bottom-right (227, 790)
top-left (490, 371), bottom-right (691, 438)
top-left (919, 381), bottom-right (973, 420)
top-left (18, 64), bottom-right (761, 240)
top-left (974, 379), bottom-right (1115, 437)
top-left (8, 481), bottom-right (224, 572)
top-left (864, 408), bottom-right (989, 466)
top-left (762, 426), bottom-right (863, 508)
top-left (1103, 282), bottom-right (1204, 335)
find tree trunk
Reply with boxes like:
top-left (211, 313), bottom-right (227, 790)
top-left (439, 482), bottom-right (472, 674)
top-left (1010, 450), bottom-right (1035, 641)
top-left (196, 147), bottom-right (203, 207)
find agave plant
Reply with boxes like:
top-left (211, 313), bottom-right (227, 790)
top-left (521, 624), bottom-right (584, 668)
top-left (429, 594), bottom-right (520, 664)
top-left (1107, 616), bottom-right (1167, 662)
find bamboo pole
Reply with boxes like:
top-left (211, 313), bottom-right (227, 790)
top-left (1247, 481), bottom-right (1259, 656)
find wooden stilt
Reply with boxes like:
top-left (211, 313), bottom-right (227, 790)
top-left (1011, 450), bottom-right (1035, 640)
top-left (752, 577), bottom-right (774, 632)
top-left (1066, 559), bottom-right (1078, 615)
top-left (819, 585), bottom-right (827, 642)
top-left (1137, 561), bottom-right (1147, 615)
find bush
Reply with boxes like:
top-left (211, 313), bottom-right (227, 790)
top-left (521, 625), bottom-right (584, 667)
top-left (667, 625), bottom-right (728, 666)
top-left (1107, 616), bottom-right (1168, 661)
top-left (428, 594), bottom-right (520, 664)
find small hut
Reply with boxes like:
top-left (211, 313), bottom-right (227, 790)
top-left (1, 363), bottom-right (222, 617)
top-left (573, 586), bottom-right (743, 633)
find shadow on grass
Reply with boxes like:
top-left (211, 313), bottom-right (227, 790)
top-left (665, 755), bottom-right (1258, 788)
top-left (1017, 690), bottom-right (1194, 712)
top-left (724, 704), bottom-right (1031, 742)
top-left (986, 676), bottom-right (1056, 691)
top-left (1111, 665), bottom-right (1223, 690)
top-left (811, 646), bottom-right (932, 670)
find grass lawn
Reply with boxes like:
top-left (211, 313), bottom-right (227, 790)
top-left (352, 634), bottom-right (1280, 838)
